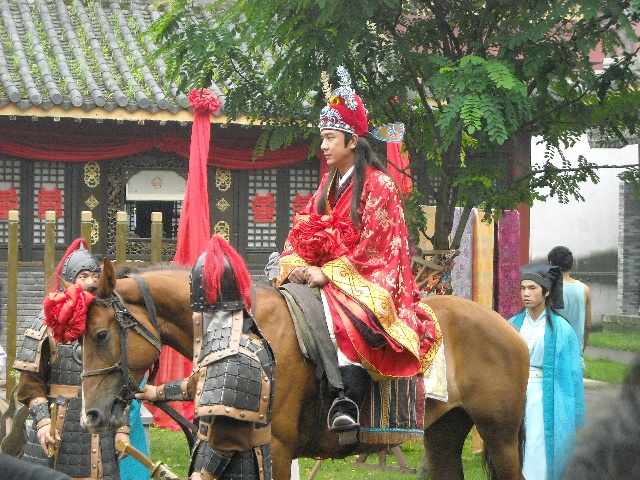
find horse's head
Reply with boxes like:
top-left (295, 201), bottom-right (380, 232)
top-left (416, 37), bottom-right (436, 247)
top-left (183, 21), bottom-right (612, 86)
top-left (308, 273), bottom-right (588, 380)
top-left (81, 258), bottom-right (163, 433)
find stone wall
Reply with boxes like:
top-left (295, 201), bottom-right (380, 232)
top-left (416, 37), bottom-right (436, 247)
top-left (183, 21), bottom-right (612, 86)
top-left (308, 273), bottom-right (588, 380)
top-left (618, 182), bottom-right (640, 315)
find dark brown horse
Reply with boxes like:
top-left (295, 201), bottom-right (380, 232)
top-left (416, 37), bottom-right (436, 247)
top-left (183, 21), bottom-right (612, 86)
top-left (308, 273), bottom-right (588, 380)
top-left (81, 257), bottom-right (529, 479)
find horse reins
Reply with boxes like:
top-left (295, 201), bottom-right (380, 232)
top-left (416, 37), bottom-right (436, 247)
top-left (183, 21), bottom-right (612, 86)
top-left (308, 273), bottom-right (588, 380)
top-left (81, 275), bottom-right (162, 404)
top-left (81, 274), bottom-right (198, 446)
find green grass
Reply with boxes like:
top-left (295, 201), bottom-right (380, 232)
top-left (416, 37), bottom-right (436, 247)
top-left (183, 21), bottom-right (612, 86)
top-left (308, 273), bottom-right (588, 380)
top-left (149, 426), bottom-right (191, 477)
top-left (148, 428), bottom-right (486, 479)
top-left (583, 356), bottom-right (632, 384)
top-left (298, 436), bottom-right (486, 479)
top-left (589, 331), bottom-right (640, 351)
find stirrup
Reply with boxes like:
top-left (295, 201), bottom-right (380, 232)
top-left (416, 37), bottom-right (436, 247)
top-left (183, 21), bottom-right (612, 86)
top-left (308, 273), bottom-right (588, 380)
top-left (327, 397), bottom-right (360, 445)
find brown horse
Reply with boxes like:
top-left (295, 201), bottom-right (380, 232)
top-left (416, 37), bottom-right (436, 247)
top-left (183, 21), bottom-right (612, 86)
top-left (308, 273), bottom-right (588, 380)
top-left (81, 258), bottom-right (529, 480)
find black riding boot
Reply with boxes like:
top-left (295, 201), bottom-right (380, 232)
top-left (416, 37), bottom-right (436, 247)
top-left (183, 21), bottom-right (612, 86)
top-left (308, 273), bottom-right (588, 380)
top-left (328, 365), bottom-right (371, 445)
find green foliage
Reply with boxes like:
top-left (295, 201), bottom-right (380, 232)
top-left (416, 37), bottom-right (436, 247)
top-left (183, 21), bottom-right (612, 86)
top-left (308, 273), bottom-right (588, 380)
top-left (145, 0), bottom-right (640, 247)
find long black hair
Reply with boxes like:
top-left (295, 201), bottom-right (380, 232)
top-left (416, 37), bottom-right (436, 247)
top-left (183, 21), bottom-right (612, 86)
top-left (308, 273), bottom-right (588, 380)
top-left (317, 133), bottom-right (397, 227)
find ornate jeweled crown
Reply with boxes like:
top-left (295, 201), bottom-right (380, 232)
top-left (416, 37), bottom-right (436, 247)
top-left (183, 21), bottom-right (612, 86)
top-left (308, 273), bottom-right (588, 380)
top-left (318, 66), bottom-right (368, 136)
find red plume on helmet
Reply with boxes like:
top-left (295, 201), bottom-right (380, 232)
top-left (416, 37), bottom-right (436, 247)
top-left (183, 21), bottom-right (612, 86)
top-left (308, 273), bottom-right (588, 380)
top-left (202, 235), bottom-right (253, 310)
top-left (44, 237), bottom-right (96, 343)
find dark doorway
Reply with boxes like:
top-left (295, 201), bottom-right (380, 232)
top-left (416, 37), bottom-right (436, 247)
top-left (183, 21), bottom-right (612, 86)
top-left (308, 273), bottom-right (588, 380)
top-left (132, 201), bottom-right (177, 238)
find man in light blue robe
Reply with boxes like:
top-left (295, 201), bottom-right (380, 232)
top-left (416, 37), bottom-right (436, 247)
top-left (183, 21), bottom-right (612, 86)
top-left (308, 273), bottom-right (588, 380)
top-left (510, 264), bottom-right (585, 480)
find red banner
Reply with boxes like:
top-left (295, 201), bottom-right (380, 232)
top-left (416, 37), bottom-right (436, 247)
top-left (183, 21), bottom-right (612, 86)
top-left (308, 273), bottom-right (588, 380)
top-left (0, 187), bottom-right (19, 219)
top-left (37, 187), bottom-right (63, 218)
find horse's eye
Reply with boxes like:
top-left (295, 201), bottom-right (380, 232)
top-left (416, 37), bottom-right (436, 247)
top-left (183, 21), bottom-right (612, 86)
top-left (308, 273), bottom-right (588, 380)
top-left (96, 330), bottom-right (108, 343)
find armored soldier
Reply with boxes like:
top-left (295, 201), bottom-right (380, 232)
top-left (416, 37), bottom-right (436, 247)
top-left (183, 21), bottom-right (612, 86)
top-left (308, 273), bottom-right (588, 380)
top-left (13, 239), bottom-right (127, 479)
top-left (137, 235), bottom-right (275, 480)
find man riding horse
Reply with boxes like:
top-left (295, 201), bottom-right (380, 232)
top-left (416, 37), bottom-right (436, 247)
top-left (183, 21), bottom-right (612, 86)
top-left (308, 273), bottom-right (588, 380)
top-left (137, 235), bottom-right (275, 480)
top-left (276, 66), bottom-right (440, 445)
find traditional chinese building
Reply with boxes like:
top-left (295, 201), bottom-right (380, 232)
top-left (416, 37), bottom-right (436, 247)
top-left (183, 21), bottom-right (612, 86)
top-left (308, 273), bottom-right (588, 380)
top-left (0, 0), bottom-right (319, 275)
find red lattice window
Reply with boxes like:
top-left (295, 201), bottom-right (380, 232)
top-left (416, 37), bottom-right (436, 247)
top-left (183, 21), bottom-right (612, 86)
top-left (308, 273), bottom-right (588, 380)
top-left (33, 161), bottom-right (65, 244)
top-left (37, 187), bottom-right (63, 219)
top-left (247, 169), bottom-right (278, 249)
top-left (251, 192), bottom-right (276, 223)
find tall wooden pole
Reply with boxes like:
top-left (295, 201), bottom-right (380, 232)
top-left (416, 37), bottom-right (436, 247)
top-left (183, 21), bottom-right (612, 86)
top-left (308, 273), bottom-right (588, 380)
top-left (150, 212), bottom-right (162, 266)
top-left (116, 211), bottom-right (128, 265)
top-left (81, 211), bottom-right (92, 251)
top-left (43, 211), bottom-right (56, 291)
top-left (6, 210), bottom-right (19, 401)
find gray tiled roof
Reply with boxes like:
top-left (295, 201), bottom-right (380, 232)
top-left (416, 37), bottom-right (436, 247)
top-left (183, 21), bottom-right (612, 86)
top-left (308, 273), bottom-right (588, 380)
top-left (0, 0), bottom-right (223, 116)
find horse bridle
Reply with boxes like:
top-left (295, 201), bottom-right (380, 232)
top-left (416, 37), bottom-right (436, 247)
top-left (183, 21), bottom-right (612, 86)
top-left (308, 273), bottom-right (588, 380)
top-left (81, 275), bottom-right (162, 405)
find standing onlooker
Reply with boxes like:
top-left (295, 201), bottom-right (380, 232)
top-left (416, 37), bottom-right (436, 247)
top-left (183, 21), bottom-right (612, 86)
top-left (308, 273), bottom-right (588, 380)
top-left (509, 264), bottom-right (585, 480)
top-left (9, 239), bottom-right (147, 479)
top-left (137, 235), bottom-right (275, 480)
top-left (13, 239), bottom-right (126, 479)
top-left (548, 246), bottom-right (592, 368)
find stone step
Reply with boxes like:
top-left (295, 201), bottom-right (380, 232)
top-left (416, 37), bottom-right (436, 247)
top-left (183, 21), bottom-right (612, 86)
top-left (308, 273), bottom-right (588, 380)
top-left (601, 314), bottom-right (640, 334)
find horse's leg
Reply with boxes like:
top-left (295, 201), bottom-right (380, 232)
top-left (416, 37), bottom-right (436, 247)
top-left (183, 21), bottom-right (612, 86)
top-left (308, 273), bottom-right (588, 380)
top-left (473, 408), bottom-right (526, 480)
top-left (270, 438), bottom-right (293, 480)
top-left (423, 408), bottom-right (473, 480)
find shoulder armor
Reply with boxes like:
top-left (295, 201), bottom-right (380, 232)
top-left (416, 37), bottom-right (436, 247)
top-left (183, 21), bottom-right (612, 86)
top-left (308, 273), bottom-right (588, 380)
top-left (14, 314), bottom-right (50, 373)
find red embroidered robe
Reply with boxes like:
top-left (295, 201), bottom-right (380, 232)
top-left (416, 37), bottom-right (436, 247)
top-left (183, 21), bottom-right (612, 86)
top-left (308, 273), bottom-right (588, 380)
top-left (278, 166), bottom-right (440, 379)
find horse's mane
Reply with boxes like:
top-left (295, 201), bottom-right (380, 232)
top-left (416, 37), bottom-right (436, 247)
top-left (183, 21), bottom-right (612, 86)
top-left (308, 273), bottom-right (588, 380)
top-left (115, 263), bottom-right (191, 279)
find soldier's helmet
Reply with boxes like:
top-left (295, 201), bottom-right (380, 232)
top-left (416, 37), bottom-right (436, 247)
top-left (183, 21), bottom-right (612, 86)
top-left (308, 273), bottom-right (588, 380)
top-left (56, 239), bottom-right (100, 289)
top-left (189, 235), bottom-right (253, 313)
top-left (190, 251), bottom-right (209, 312)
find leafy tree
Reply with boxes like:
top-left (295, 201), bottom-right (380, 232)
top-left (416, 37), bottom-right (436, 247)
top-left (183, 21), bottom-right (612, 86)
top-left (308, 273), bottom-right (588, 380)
top-left (147, 0), bottom-right (640, 250)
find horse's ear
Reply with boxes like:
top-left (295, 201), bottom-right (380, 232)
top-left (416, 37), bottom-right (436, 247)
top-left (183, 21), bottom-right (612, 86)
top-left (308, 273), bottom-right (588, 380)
top-left (96, 258), bottom-right (116, 299)
top-left (59, 276), bottom-right (72, 290)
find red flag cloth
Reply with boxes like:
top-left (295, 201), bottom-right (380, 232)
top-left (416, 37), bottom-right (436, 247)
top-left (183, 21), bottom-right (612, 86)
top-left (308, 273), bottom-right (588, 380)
top-left (386, 142), bottom-right (412, 195)
top-left (148, 89), bottom-right (221, 429)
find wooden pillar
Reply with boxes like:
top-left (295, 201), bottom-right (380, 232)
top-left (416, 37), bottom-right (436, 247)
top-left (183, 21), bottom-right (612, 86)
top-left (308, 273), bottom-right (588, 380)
top-left (116, 211), bottom-right (128, 265)
top-left (44, 211), bottom-right (56, 291)
top-left (81, 211), bottom-right (93, 251)
top-left (150, 212), bottom-right (162, 265)
top-left (5, 210), bottom-right (19, 401)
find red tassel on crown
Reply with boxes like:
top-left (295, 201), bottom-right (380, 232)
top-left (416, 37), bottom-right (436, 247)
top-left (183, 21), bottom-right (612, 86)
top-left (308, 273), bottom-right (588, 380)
top-left (318, 66), bottom-right (368, 136)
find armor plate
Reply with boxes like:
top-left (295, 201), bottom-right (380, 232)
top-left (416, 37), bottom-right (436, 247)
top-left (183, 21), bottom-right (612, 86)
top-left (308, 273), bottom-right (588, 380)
top-left (14, 313), bottom-right (47, 373)
top-left (199, 443), bottom-right (272, 480)
top-left (20, 340), bottom-right (119, 479)
top-left (194, 311), bottom-right (274, 424)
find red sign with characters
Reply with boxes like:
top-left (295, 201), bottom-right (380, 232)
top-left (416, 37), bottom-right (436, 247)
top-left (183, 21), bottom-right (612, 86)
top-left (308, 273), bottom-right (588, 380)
top-left (37, 187), bottom-right (63, 219)
top-left (251, 192), bottom-right (276, 223)
top-left (0, 187), bottom-right (19, 219)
